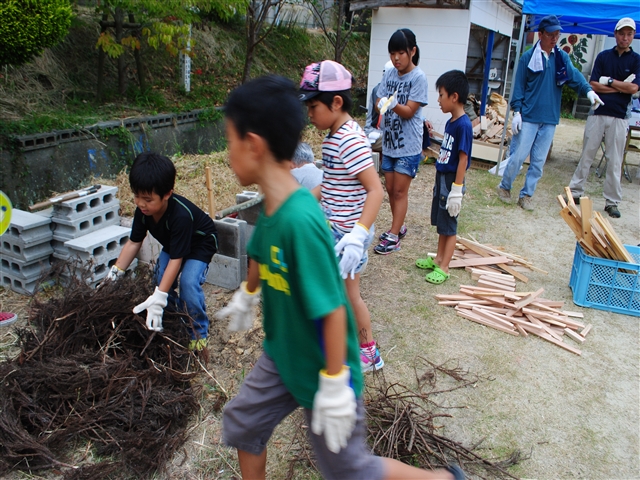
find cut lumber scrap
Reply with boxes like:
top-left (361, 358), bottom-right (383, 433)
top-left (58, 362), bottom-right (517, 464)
top-left (513, 287), bottom-right (545, 309)
top-left (477, 279), bottom-right (516, 291)
top-left (472, 307), bottom-right (516, 329)
top-left (529, 329), bottom-right (582, 356)
top-left (449, 256), bottom-right (512, 268)
top-left (526, 314), bottom-right (564, 341)
top-left (522, 308), bottom-right (567, 328)
top-left (581, 324), bottom-right (593, 337)
top-left (564, 328), bottom-right (586, 344)
top-left (515, 322), bottom-right (528, 336)
top-left (456, 308), bottom-right (520, 336)
top-left (478, 273), bottom-right (516, 286)
top-left (580, 197), bottom-right (594, 251)
top-left (561, 310), bottom-right (584, 318)
top-left (560, 207), bottom-right (583, 239)
top-left (593, 212), bottom-right (635, 263)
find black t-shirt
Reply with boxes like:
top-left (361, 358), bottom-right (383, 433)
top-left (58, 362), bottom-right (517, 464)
top-left (591, 47), bottom-right (640, 119)
top-left (130, 193), bottom-right (217, 263)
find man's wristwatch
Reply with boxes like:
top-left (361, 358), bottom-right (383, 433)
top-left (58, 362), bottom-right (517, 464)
top-left (607, 77), bottom-right (614, 86)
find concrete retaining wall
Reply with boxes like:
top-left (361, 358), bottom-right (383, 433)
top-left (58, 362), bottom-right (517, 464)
top-left (0, 110), bottom-right (225, 210)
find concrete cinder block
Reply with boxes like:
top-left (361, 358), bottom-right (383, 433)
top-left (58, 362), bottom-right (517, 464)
top-left (1, 238), bottom-right (53, 262)
top-left (52, 203), bottom-right (120, 241)
top-left (60, 258), bottom-right (138, 289)
top-left (3, 209), bottom-right (53, 245)
top-left (206, 254), bottom-right (247, 290)
top-left (52, 185), bottom-right (119, 220)
top-left (235, 191), bottom-right (262, 226)
top-left (1, 273), bottom-right (42, 295)
top-left (54, 225), bottom-right (130, 264)
top-left (1, 256), bottom-right (51, 282)
top-left (214, 217), bottom-right (247, 259)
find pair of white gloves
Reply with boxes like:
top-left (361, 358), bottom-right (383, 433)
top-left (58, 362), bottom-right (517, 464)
top-left (106, 265), bottom-right (168, 332)
top-left (511, 88), bottom-right (605, 136)
top-left (215, 281), bottom-right (357, 454)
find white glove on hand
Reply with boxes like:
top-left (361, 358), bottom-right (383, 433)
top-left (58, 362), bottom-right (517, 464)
top-left (511, 112), bottom-right (522, 135)
top-left (446, 183), bottom-right (464, 218)
top-left (599, 76), bottom-right (612, 85)
top-left (376, 93), bottom-right (398, 115)
top-left (106, 265), bottom-right (125, 282)
top-left (623, 74), bottom-right (636, 83)
top-left (334, 223), bottom-right (369, 280)
top-left (587, 90), bottom-right (604, 110)
top-left (215, 281), bottom-right (261, 331)
top-left (311, 367), bottom-right (357, 454)
top-left (133, 287), bottom-right (168, 332)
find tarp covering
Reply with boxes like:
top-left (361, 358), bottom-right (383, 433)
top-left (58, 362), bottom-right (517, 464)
top-left (523, 0), bottom-right (640, 38)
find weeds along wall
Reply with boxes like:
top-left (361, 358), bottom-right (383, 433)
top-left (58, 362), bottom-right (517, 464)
top-left (0, 109), bottom-right (225, 209)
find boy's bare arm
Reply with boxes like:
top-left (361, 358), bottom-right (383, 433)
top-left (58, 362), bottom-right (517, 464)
top-left (455, 152), bottom-right (468, 185)
top-left (114, 241), bottom-right (142, 271)
top-left (158, 258), bottom-right (182, 292)
top-left (355, 167), bottom-right (384, 229)
top-left (245, 259), bottom-right (261, 293)
top-left (322, 305), bottom-right (347, 375)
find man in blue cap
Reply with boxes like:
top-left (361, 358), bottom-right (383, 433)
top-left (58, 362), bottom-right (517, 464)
top-left (568, 17), bottom-right (640, 218)
top-left (496, 15), bottom-right (603, 210)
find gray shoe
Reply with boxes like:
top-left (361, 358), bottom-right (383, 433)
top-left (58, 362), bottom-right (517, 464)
top-left (496, 185), bottom-right (512, 203)
top-left (517, 195), bottom-right (533, 211)
top-left (604, 205), bottom-right (621, 218)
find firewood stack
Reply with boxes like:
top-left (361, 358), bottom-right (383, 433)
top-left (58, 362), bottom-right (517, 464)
top-left (437, 279), bottom-right (591, 356)
top-left (557, 187), bottom-right (634, 262)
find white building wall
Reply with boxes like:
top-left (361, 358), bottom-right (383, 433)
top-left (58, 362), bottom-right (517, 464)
top-left (368, 7), bottom-right (471, 134)
top-left (470, 1), bottom-right (515, 36)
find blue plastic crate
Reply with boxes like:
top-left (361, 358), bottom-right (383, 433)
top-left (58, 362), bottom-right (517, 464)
top-left (569, 243), bottom-right (640, 317)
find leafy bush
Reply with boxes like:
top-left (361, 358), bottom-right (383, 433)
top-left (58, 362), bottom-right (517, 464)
top-left (0, 0), bottom-right (73, 66)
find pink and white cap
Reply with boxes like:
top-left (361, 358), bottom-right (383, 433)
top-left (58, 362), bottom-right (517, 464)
top-left (299, 60), bottom-right (352, 101)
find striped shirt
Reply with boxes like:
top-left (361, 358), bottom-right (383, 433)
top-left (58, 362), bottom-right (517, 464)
top-left (320, 120), bottom-right (374, 234)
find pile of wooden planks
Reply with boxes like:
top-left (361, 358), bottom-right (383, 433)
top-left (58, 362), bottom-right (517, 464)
top-left (446, 236), bottom-right (547, 283)
top-left (436, 274), bottom-right (591, 356)
top-left (471, 105), bottom-right (509, 143)
top-left (557, 187), bottom-right (634, 263)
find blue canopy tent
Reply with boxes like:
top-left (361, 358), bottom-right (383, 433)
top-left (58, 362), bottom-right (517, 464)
top-left (523, 0), bottom-right (640, 38)
top-left (493, 0), bottom-right (640, 171)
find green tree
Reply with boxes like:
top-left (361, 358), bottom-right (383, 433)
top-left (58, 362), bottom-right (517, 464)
top-left (242, 0), bottom-right (286, 83)
top-left (95, 0), bottom-right (247, 100)
top-left (305, 0), bottom-right (363, 63)
top-left (0, 0), bottom-right (73, 67)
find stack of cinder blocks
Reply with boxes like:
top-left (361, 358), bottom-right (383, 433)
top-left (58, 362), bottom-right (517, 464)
top-left (50, 185), bottom-right (134, 288)
top-left (0, 209), bottom-right (54, 294)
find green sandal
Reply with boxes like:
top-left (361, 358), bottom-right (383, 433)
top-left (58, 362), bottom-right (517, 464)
top-left (415, 257), bottom-right (438, 270)
top-left (425, 267), bottom-right (450, 284)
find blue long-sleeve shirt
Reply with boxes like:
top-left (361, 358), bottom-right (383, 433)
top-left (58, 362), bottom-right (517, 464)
top-left (511, 45), bottom-right (592, 125)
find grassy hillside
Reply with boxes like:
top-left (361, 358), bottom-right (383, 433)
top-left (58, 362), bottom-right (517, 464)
top-left (0, 8), bottom-right (370, 136)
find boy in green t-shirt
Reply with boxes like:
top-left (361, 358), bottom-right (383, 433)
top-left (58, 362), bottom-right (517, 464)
top-left (216, 75), bottom-right (463, 480)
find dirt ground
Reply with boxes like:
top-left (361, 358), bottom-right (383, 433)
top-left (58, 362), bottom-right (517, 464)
top-left (1, 118), bottom-right (638, 479)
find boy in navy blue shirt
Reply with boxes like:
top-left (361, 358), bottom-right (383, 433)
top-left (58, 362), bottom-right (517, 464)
top-left (109, 152), bottom-right (218, 350)
top-left (416, 70), bottom-right (472, 284)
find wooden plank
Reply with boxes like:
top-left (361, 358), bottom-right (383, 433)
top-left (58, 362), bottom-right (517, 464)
top-left (472, 307), bottom-right (516, 329)
top-left (561, 310), bottom-right (584, 318)
top-left (515, 322), bottom-right (528, 336)
top-left (593, 212), bottom-right (636, 263)
top-left (458, 237), bottom-right (541, 272)
top-left (580, 197), bottom-right (594, 251)
top-left (477, 279), bottom-right (515, 291)
top-left (529, 329), bottom-right (582, 355)
top-left (565, 187), bottom-right (576, 207)
top-left (456, 309), bottom-right (520, 336)
top-left (560, 207), bottom-right (583, 239)
top-left (523, 308), bottom-right (567, 328)
top-left (557, 194), bottom-right (567, 209)
top-left (478, 274), bottom-right (516, 286)
top-left (581, 324), bottom-right (593, 337)
top-left (526, 314), bottom-right (564, 341)
top-left (513, 287), bottom-right (545, 310)
top-left (564, 328), bottom-right (586, 344)
top-left (449, 256), bottom-right (512, 268)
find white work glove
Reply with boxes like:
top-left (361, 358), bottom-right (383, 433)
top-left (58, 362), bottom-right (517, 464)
top-left (587, 90), bottom-right (604, 110)
top-left (106, 265), bottom-right (125, 282)
top-left (598, 76), bottom-right (613, 85)
top-left (376, 93), bottom-right (398, 115)
top-left (215, 281), bottom-right (261, 331)
top-left (133, 287), bottom-right (168, 332)
top-left (334, 223), bottom-right (369, 280)
top-left (311, 367), bottom-right (357, 454)
top-left (511, 112), bottom-right (522, 135)
top-left (623, 73), bottom-right (636, 83)
top-left (446, 183), bottom-right (464, 218)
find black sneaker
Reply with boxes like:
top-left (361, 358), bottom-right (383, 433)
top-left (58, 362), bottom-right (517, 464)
top-left (374, 234), bottom-right (400, 255)
top-left (379, 225), bottom-right (407, 242)
top-left (604, 205), bottom-right (621, 218)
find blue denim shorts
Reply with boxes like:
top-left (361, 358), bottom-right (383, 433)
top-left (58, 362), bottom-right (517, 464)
top-left (430, 171), bottom-right (459, 236)
top-left (381, 153), bottom-right (421, 178)
top-left (331, 223), bottom-right (375, 276)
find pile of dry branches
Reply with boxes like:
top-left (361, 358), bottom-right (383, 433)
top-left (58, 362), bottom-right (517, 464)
top-left (365, 358), bottom-right (525, 479)
top-left (0, 263), bottom-right (203, 479)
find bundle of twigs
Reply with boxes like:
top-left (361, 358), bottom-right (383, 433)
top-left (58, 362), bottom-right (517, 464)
top-left (365, 358), bottom-right (525, 479)
top-left (0, 262), bottom-right (202, 479)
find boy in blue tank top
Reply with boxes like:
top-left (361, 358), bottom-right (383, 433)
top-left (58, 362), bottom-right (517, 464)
top-left (216, 75), bottom-right (463, 480)
top-left (416, 70), bottom-right (473, 285)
